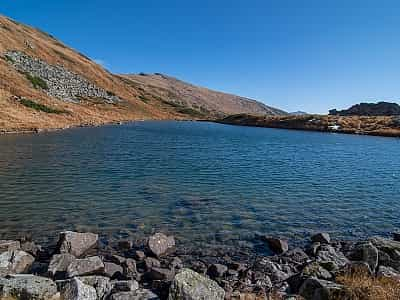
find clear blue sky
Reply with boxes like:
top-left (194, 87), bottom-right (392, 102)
top-left (2, 0), bottom-right (400, 113)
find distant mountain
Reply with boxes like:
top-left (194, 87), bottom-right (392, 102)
top-left (289, 111), bottom-right (308, 115)
top-left (119, 73), bottom-right (287, 118)
top-left (0, 14), bottom-right (285, 133)
top-left (329, 102), bottom-right (400, 116)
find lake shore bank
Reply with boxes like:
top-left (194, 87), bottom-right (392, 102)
top-left (2, 230), bottom-right (400, 299)
top-left (217, 114), bottom-right (400, 138)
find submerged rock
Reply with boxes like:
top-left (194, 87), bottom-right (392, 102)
top-left (0, 274), bottom-right (59, 300)
top-left (168, 268), bottom-right (225, 300)
top-left (148, 233), bottom-right (175, 257)
top-left (57, 231), bottom-right (98, 257)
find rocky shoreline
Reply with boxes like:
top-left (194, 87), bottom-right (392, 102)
top-left (2, 231), bottom-right (400, 299)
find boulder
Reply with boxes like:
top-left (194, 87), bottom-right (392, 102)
top-left (207, 264), bottom-right (228, 279)
top-left (264, 237), bottom-right (289, 254)
top-left (377, 265), bottom-right (400, 280)
top-left (351, 242), bottom-right (379, 273)
top-left (111, 280), bottom-right (139, 292)
top-left (148, 233), bottom-right (175, 257)
top-left (123, 258), bottom-right (137, 279)
top-left (147, 267), bottom-right (174, 281)
top-left (48, 253), bottom-right (76, 279)
top-left (316, 245), bottom-right (349, 271)
top-left (21, 241), bottom-right (41, 257)
top-left (67, 256), bottom-right (105, 278)
top-left (0, 250), bottom-right (35, 275)
top-left (311, 233), bottom-right (331, 244)
top-left (144, 257), bottom-right (161, 270)
top-left (110, 289), bottom-right (159, 300)
top-left (60, 277), bottom-right (97, 300)
top-left (0, 240), bottom-right (20, 253)
top-left (79, 276), bottom-right (111, 299)
top-left (104, 262), bottom-right (124, 279)
top-left (301, 262), bottom-right (332, 280)
top-left (134, 250), bottom-right (146, 261)
top-left (168, 268), bottom-right (225, 300)
top-left (0, 274), bottom-right (59, 300)
top-left (57, 231), bottom-right (98, 257)
top-left (299, 277), bottom-right (344, 300)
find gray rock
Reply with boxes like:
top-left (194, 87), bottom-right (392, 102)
top-left (148, 233), bottom-right (175, 257)
top-left (355, 242), bottom-right (379, 272)
top-left (207, 264), bottom-right (228, 278)
top-left (144, 257), bottom-right (161, 270)
top-left (60, 277), bottom-right (97, 300)
top-left (134, 250), bottom-right (146, 261)
top-left (110, 289), bottom-right (159, 300)
top-left (0, 250), bottom-right (35, 275)
top-left (0, 274), bottom-right (59, 300)
top-left (67, 256), bottom-right (105, 278)
top-left (0, 240), bottom-right (20, 253)
top-left (311, 233), bottom-right (331, 244)
top-left (301, 262), bottom-right (332, 280)
top-left (79, 276), bottom-right (111, 299)
top-left (147, 267), bottom-right (174, 281)
top-left (123, 258), bottom-right (138, 279)
top-left (104, 262), bottom-right (124, 279)
top-left (393, 231), bottom-right (400, 242)
top-left (48, 253), bottom-right (76, 279)
top-left (57, 231), bottom-right (98, 257)
top-left (299, 277), bottom-right (344, 300)
top-left (264, 237), bottom-right (289, 254)
top-left (168, 268), bottom-right (225, 300)
top-left (316, 245), bottom-right (349, 271)
top-left (21, 241), bottom-right (41, 257)
top-left (377, 265), bottom-right (400, 279)
top-left (111, 280), bottom-right (139, 292)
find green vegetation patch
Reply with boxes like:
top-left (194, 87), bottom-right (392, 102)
top-left (25, 74), bottom-right (48, 90)
top-left (4, 55), bottom-right (14, 63)
top-left (19, 98), bottom-right (66, 114)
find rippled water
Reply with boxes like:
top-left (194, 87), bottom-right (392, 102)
top-left (0, 121), bottom-right (399, 249)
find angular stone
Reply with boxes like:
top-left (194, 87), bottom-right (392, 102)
top-left (207, 263), bottom-right (228, 278)
top-left (0, 240), bottom-right (20, 253)
top-left (79, 276), bottom-right (111, 300)
top-left (57, 231), bottom-right (98, 257)
top-left (264, 237), bottom-right (289, 254)
top-left (316, 245), bottom-right (349, 271)
top-left (111, 279), bottom-right (139, 292)
top-left (302, 262), bottom-right (332, 280)
top-left (108, 254), bottom-right (126, 265)
top-left (144, 257), bottom-right (161, 270)
top-left (148, 233), bottom-right (175, 257)
top-left (110, 289), bottom-right (159, 300)
top-left (168, 268), bottom-right (224, 300)
top-left (0, 274), bottom-right (59, 300)
top-left (21, 241), bottom-right (41, 257)
top-left (123, 258), bottom-right (137, 278)
top-left (104, 262), bottom-right (124, 279)
top-left (358, 242), bottom-right (379, 272)
top-left (299, 277), bottom-right (344, 300)
top-left (48, 253), bottom-right (76, 279)
top-left (60, 277), bottom-right (97, 300)
top-left (0, 250), bottom-right (35, 275)
top-left (147, 267), bottom-right (174, 281)
top-left (134, 250), bottom-right (146, 261)
top-left (377, 265), bottom-right (400, 279)
top-left (311, 233), bottom-right (331, 244)
top-left (67, 256), bottom-right (105, 278)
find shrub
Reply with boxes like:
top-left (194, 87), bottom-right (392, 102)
top-left (25, 74), bottom-right (48, 90)
top-left (19, 98), bottom-right (66, 114)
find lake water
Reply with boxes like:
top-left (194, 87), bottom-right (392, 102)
top-left (0, 121), bottom-right (399, 250)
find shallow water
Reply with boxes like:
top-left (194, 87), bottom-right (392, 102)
top-left (0, 121), bottom-right (399, 249)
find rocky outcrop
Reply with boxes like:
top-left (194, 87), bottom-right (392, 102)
top-left (329, 101), bottom-right (400, 116)
top-left (5, 51), bottom-right (120, 103)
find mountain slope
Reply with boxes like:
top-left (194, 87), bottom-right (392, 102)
top-left (120, 73), bottom-right (286, 118)
top-left (0, 15), bottom-right (284, 133)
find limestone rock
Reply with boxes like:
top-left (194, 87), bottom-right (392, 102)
top-left (57, 231), bottom-right (98, 257)
top-left (0, 274), bottom-right (59, 300)
top-left (79, 276), bottom-right (111, 299)
top-left (104, 262), bottom-right (124, 279)
top-left (148, 233), bottom-right (175, 257)
top-left (0, 250), bottom-right (35, 275)
top-left (66, 256), bottom-right (105, 278)
top-left (168, 268), bottom-right (225, 300)
top-left (60, 277), bottom-right (97, 300)
top-left (48, 253), bottom-right (76, 279)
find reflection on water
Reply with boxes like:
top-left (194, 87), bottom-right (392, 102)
top-left (0, 121), bottom-right (399, 249)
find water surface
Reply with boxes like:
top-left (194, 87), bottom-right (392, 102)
top-left (0, 121), bottom-right (399, 249)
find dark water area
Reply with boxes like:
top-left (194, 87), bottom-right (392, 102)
top-left (0, 121), bottom-right (399, 251)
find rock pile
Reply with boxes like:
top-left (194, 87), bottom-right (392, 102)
top-left (1, 231), bottom-right (400, 299)
top-left (5, 50), bottom-right (120, 103)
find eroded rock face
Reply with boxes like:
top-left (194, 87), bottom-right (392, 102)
top-left (57, 231), bottom-right (98, 257)
top-left (5, 51), bottom-right (120, 104)
top-left (60, 277), bottom-right (97, 300)
top-left (0, 250), bottom-right (35, 275)
top-left (148, 233), bottom-right (175, 257)
top-left (0, 274), bottom-right (59, 300)
top-left (168, 268), bottom-right (225, 300)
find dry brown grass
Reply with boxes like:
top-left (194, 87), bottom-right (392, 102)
top-left (334, 270), bottom-right (400, 300)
